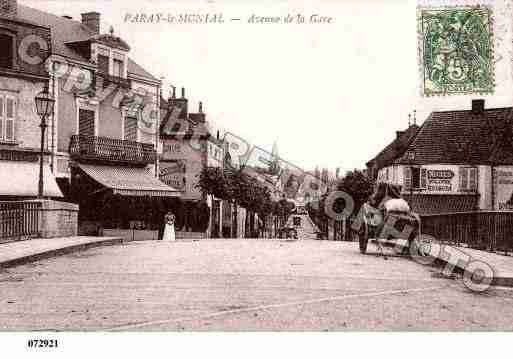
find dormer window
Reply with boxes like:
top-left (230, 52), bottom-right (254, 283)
top-left (97, 57), bottom-right (109, 74)
top-left (113, 57), bottom-right (124, 77)
top-left (95, 45), bottom-right (126, 78)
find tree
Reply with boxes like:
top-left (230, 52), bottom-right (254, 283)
top-left (336, 169), bottom-right (375, 216)
top-left (197, 167), bottom-right (230, 200)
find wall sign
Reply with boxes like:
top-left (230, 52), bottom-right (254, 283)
top-left (427, 169), bottom-right (454, 192)
top-left (159, 160), bottom-right (186, 191)
top-left (495, 168), bottom-right (513, 210)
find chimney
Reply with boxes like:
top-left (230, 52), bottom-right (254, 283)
top-left (472, 99), bottom-right (485, 114)
top-left (198, 101), bottom-right (203, 113)
top-left (81, 12), bottom-right (100, 34)
top-left (168, 86), bottom-right (188, 119)
top-left (396, 130), bottom-right (405, 139)
top-left (1, 0), bottom-right (17, 19)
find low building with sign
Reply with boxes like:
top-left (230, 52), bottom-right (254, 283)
top-left (372, 99), bottom-right (513, 214)
top-left (366, 123), bottom-right (420, 183)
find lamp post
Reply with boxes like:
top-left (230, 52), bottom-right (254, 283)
top-left (35, 84), bottom-right (55, 199)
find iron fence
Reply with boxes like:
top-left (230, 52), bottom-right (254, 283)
top-left (420, 211), bottom-right (513, 253)
top-left (0, 201), bottom-right (41, 243)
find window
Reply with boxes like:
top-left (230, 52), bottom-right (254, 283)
top-left (78, 109), bottom-right (95, 137)
top-left (0, 93), bottom-right (15, 142)
top-left (113, 59), bottom-right (123, 77)
top-left (412, 167), bottom-right (420, 189)
top-left (97, 48), bottom-right (126, 78)
top-left (97, 54), bottom-right (109, 74)
top-left (404, 166), bottom-right (427, 191)
top-left (459, 167), bottom-right (478, 192)
top-left (0, 34), bottom-right (14, 69)
top-left (124, 116), bottom-right (138, 141)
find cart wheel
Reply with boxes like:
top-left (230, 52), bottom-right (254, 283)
top-left (358, 223), bottom-right (369, 254)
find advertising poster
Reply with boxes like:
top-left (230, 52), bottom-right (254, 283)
top-left (495, 167), bottom-right (513, 210)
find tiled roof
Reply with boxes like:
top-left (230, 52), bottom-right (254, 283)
top-left (127, 58), bottom-right (159, 81)
top-left (17, 5), bottom-right (158, 81)
top-left (397, 107), bottom-right (513, 165)
top-left (366, 125), bottom-right (419, 169)
top-left (18, 5), bottom-right (93, 62)
top-left (403, 194), bottom-right (479, 216)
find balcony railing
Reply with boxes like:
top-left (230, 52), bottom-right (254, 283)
top-left (70, 135), bottom-right (156, 165)
top-left (96, 71), bottom-right (131, 90)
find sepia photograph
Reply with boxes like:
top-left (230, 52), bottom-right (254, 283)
top-left (1, 0), bottom-right (513, 356)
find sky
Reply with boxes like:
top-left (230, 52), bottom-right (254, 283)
top-left (21, 0), bottom-right (513, 174)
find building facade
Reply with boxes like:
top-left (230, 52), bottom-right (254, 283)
top-left (0, 0), bottom-right (62, 199)
top-left (11, 3), bottom-right (180, 236)
top-left (369, 100), bottom-right (513, 215)
top-left (159, 90), bottom-right (224, 236)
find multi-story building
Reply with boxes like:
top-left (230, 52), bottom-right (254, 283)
top-left (0, 0), bottom-right (62, 199)
top-left (368, 99), bottom-right (513, 215)
top-left (159, 88), bottom-right (224, 237)
top-left (15, 3), bottom-right (180, 236)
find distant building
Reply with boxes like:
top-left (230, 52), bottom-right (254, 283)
top-left (159, 89), bottom-right (225, 236)
top-left (159, 89), bottom-right (224, 200)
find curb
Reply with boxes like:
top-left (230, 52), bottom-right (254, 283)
top-left (374, 238), bottom-right (513, 288)
top-left (0, 237), bottom-right (125, 269)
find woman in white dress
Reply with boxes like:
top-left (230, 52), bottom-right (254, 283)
top-left (162, 212), bottom-right (176, 242)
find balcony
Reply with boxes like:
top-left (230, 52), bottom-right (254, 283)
top-left (69, 135), bottom-right (156, 166)
top-left (95, 72), bottom-right (131, 90)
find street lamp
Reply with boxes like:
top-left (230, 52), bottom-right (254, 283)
top-left (35, 84), bottom-right (55, 199)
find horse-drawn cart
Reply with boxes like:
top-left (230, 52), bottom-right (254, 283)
top-left (355, 183), bottom-right (421, 255)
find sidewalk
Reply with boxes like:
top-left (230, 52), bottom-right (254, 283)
top-left (0, 236), bottom-right (123, 268)
top-left (375, 238), bottom-right (513, 287)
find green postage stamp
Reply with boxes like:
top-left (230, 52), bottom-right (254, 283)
top-left (419, 6), bottom-right (494, 96)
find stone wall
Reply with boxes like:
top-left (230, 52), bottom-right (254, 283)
top-left (28, 199), bottom-right (79, 238)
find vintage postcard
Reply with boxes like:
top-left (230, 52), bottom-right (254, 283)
top-left (0, 0), bottom-right (513, 356)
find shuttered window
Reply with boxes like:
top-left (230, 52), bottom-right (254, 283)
top-left (124, 116), bottom-right (138, 141)
top-left (5, 96), bottom-right (14, 141)
top-left (460, 166), bottom-right (468, 190)
top-left (113, 59), bottom-right (124, 77)
top-left (403, 167), bottom-right (412, 191)
top-left (411, 167), bottom-right (421, 189)
top-left (97, 54), bottom-right (109, 74)
top-left (420, 168), bottom-right (427, 189)
top-left (459, 166), bottom-right (478, 192)
top-left (0, 94), bottom-right (15, 142)
top-left (469, 167), bottom-right (478, 191)
top-left (78, 109), bottom-right (95, 137)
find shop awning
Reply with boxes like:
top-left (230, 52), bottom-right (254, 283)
top-left (77, 163), bottom-right (181, 197)
top-left (0, 160), bottom-right (63, 197)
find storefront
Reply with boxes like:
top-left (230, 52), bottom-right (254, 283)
top-left (70, 163), bottom-right (181, 239)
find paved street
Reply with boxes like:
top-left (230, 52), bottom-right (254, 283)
top-left (1, 239), bottom-right (513, 331)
